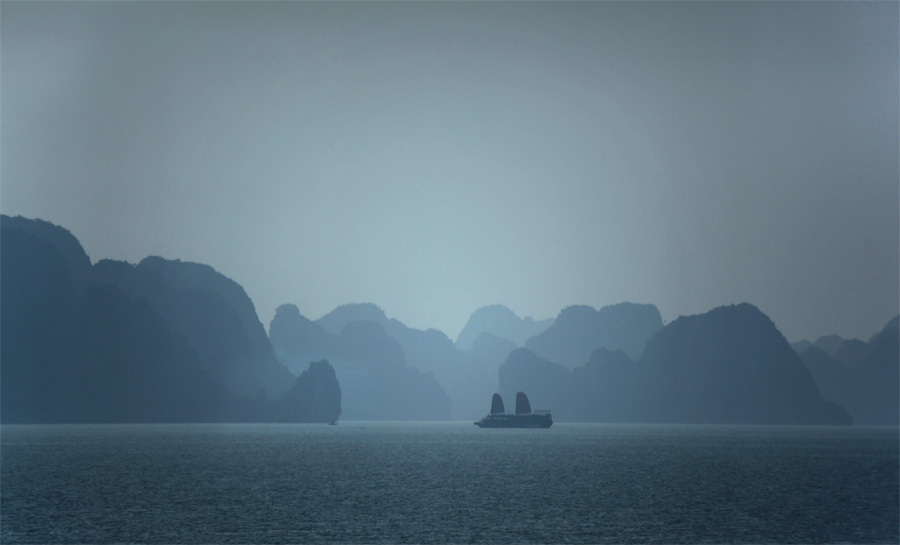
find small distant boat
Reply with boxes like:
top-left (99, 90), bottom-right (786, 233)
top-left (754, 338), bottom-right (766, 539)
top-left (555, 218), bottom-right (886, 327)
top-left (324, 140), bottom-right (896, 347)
top-left (474, 392), bottom-right (552, 428)
top-left (328, 421), bottom-right (338, 426)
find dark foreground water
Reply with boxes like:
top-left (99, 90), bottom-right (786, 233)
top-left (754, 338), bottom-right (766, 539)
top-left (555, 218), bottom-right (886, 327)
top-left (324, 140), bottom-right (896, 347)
top-left (1, 423), bottom-right (897, 544)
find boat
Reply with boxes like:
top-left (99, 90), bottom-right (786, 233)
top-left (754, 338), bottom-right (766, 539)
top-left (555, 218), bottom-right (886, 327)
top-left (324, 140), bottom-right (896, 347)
top-left (474, 392), bottom-right (552, 428)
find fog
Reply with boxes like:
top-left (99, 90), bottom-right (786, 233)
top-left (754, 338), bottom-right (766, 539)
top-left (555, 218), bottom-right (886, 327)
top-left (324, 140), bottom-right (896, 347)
top-left (2, 1), bottom-right (897, 342)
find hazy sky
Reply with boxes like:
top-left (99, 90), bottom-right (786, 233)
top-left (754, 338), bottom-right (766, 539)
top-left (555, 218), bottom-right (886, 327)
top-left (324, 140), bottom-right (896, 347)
top-left (2, 1), bottom-right (897, 343)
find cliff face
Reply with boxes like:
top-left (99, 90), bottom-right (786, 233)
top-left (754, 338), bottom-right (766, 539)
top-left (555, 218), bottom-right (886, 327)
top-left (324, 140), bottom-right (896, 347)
top-left (136, 257), bottom-right (295, 398)
top-left (1, 219), bottom-right (247, 422)
top-left (278, 360), bottom-right (342, 423)
top-left (1, 225), bottom-right (78, 422)
top-left (69, 283), bottom-right (246, 422)
top-left (1, 215), bottom-right (337, 423)
top-left (639, 303), bottom-right (839, 425)
top-left (90, 256), bottom-right (295, 398)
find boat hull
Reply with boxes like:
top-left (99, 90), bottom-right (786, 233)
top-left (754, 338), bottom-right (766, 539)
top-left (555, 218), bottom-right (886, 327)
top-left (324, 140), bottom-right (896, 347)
top-left (473, 413), bottom-right (552, 428)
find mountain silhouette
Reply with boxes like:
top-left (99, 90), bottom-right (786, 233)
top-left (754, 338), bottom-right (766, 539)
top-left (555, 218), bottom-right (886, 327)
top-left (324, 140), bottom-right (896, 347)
top-left (798, 316), bottom-right (899, 425)
top-left (339, 320), bottom-right (451, 420)
top-left (1, 219), bottom-right (247, 422)
top-left (797, 346), bottom-right (847, 407)
top-left (1, 215), bottom-right (93, 292)
top-left (459, 332), bottom-right (518, 419)
top-left (1, 224), bottom-right (79, 422)
top-left (317, 303), bottom-right (390, 335)
top-left (4, 214), bottom-right (887, 426)
top-left (269, 304), bottom-right (341, 375)
top-left (277, 360), bottom-right (341, 423)
top-left (500, 304), bottom-right (851, 425)
top-left (137, 256), bottom-right (294, 397)
top-left (833, 338), bottom-right (868, 368)
top-left (455, 304), bottom-right (553, 351)
top-left (1, 215), bottom-right (339, 423)
top-left (571, 348), bottom-right (650, 423)
top-left (468, 332), bottom-right (517, 374)
top-left (499, 348), bottom-right (575, 420)
top-left (69, 283), bottom-right (250, 422)
top-left (269, 304), bottom-right (451, 420)
top-left (524, 302), bottom-right (663, 367)
top-left (317, 302), bottom-right (463, 381)
top-left (91, 258), bottom-right (292, 398)
top-left (812, 334), bottom-right (849, 357)
top-left (314, 302), bottom-right (494, 419)
top-left (638, 303), bottom-right (848, 425)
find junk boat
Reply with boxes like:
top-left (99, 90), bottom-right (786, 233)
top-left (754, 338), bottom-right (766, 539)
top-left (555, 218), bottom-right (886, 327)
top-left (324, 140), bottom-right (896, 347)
top-left (474, 392), bottom-right (552, 428)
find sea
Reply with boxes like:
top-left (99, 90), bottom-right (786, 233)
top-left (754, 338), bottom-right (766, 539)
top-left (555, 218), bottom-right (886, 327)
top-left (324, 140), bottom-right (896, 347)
top-left (1, 422), bottom-right (897, 544)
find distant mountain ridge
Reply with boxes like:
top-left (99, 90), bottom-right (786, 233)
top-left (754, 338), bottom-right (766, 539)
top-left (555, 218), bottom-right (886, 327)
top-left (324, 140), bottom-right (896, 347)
top-left (455, 304), bottom-right (553, 351)
top-left (3, 214), bottom-right (894, 426)
top-left (637, 303), bottom-right (842, 424)
top-left (92, 256), bottom-right (294, 398)
top-left (500, 304), bottom-right (852, 425)
top-left (797, 316), bottom-right (899, 425)
top-left (1, 215), bottom-right (340, 423)
top-left (525, 302), bottom-right (664, 366)
top-left (269, 303), bottom-right (451, 420)
top-left (312, 303), bottom-right (500, 420)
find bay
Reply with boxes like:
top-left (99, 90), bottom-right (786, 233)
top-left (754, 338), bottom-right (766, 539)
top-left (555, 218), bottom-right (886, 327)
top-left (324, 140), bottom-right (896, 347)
top-left (1, 422), bottom-right (897, 544)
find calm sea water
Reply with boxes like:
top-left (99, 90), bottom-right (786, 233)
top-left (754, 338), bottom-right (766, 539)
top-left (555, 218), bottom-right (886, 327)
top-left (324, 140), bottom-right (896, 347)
top-left (1, 422), bottom-right (897, 544)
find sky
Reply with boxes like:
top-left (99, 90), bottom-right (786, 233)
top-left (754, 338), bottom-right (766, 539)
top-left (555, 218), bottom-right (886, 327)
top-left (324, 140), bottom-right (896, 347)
top-left (2, 1), bottom-right (897, 343)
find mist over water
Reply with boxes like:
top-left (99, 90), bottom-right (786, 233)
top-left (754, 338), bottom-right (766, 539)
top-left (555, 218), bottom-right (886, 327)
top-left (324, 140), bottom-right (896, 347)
top-left (1, 2), bottom-right (898, 542)
top-left (2, 423), bottom-right (897, 544)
